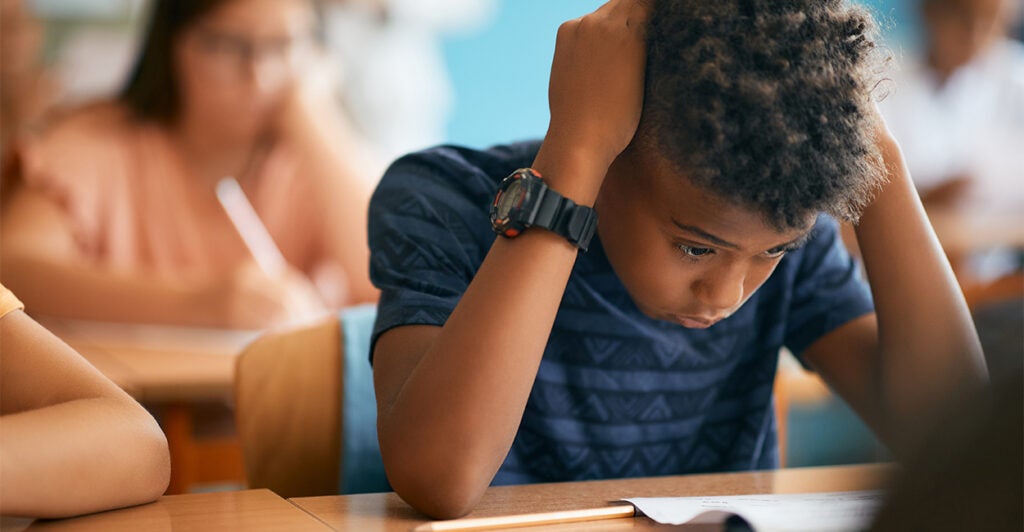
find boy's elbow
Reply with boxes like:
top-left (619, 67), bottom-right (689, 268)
top-left (381, 446), bottom-right (488, 519)
top-left (389, 473), bottom-right (483, 520)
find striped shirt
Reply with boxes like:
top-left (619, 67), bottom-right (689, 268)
top-left (368, 141), bottom-right (874, 484)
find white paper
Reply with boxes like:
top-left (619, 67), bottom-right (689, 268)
top-left (625, 490), bottom-right (885, 532)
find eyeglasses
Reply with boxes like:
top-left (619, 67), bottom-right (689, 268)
top-left (188, 26), bottom-right (315, 82)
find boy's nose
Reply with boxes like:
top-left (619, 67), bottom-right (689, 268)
top-left (692, 269), bottom-right (745, 315)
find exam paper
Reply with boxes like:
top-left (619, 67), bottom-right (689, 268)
top-left (625, 490), bottom-right (885, 531)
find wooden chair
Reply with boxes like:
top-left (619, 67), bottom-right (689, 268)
top-left (234, 305), bottom-right (387, 498)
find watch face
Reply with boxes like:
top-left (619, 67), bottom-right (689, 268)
top-left (495, 178), bottom-right (524, 219)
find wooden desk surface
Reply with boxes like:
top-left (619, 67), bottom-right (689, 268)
top-left (2, 490), bottom-right (330, 532)
top-left (40, 319), bottom-right (259, 403)
top-left (290, 463), bottom-right (893, 531)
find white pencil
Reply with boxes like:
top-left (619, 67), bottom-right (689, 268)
top-left (215, 176), bottom-right (288, 276)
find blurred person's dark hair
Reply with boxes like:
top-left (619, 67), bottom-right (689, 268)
top-left (120, 0), bottom-right (324, 124)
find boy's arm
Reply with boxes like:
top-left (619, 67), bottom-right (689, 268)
top-left (802, 117), bottom-right (987, 456)
top-left (372, 0), bottom-right (650, 519)
top-left (0, 310), bottom-right (170, 518)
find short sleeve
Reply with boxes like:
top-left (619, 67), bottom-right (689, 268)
top-left (783, 216), bottom-right (874, 360)
top-left (0, 283), bottom-right (25, 319)
top-left (367, 146), bottom-right (503, 361)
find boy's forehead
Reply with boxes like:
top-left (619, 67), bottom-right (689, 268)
top-left (632, 144), bottom-right (816, 242)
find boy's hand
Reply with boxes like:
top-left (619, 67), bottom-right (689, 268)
top-left (539, 0), bottom-right (651, 203)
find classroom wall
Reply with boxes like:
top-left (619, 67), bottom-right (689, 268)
top-left (441, 0), bottom-right (604, 149)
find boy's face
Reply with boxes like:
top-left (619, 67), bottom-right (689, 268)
top-left (595, 144), bottom-right (815, 329)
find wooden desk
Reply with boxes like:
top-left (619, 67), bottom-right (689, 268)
top-left (927, 207), bottom-right (1024, 307)
top-left (842, 206), bottom-right (1023, 286)
top-left (290, 463), bottom-right (893, 531)
top-left (40, 319), bottom-right (259, 403)
top-left (1, 490), bottom-right (330, 532)
top-left (38, 319), bottom-right (261, 494)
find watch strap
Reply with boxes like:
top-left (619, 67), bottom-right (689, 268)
top-left (531, 185), bottom-right (599, 252)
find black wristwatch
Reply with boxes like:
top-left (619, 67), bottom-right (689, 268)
top-left (490, 168), bottom-right (598, 251)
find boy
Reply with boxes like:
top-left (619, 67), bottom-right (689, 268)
top-left (368, 0), bottom-right (987, 518)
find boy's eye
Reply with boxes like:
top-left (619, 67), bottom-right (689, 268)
top-left (765, 239), bottom-right (808, 259)
top-left (678, 245), bottom-right (713, 258)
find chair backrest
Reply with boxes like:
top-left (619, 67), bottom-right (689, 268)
top-left (336, 305), bottom-right (389, 494)
top-left (235, 316), bottom-right (343, 498)
top-left (234, 305), bottom-right (389, 498)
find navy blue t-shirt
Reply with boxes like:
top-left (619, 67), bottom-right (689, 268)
top-left (368, 141), bottom-right (874, 485)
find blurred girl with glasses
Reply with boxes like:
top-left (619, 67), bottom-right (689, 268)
top-left (1, 0), bottom-right (379, 328)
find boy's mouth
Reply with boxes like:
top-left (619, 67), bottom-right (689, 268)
top-left (672, 315), bottom-right (718, 329)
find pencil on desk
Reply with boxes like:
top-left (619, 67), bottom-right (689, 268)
top-left (411, 504), bottom-right (636, 531)
top-left (215, 176), bottom-right (288, 276)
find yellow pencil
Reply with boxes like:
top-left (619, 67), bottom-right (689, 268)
top-left (411, 504), bottom-right (636, 531)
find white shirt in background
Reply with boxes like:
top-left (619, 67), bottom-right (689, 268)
top-left (880, 38), bottom-right (1024, 213)
top-left (324, 0), bottom-right (496, 164)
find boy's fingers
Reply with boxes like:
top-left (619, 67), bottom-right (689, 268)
top-left (591, 0), bottom-right (618, 17)
top-left (608, 0), bottom-right (653, 16)
top-left (591, 0), bottom-right (652, 35)
top-left (595, 0), bottom-right (651, 20)
top-left (627, 0), bottom-right (654, 25)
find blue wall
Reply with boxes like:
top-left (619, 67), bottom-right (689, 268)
top-left (441, 1), bottom-right (603, 149)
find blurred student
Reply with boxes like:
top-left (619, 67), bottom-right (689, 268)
top-left (0, 0), bottom-right (378, 329)
top-left (0, 0), bottom-right (61, 169)
top-left (0, 283), bottom-right (170, 518)
top-left (323, 0), bottom-right (495, 162)
top-left (879, 0), bottom-right (1024, 210)
top-left (369, 0), bottom-right (986, 518)
top-left (880, 0), bottom-right (1022, 378)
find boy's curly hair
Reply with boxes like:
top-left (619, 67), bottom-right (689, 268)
top-left (641, 0), bottom-right (888, 230)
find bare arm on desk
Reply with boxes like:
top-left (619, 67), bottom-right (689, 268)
top-left (373, 0), bottom-right (650, 519)
top-left (0, 188), bottom-right (321, 328)
top-left (803, 116), bottom-right (988, 457)
top-left (0, 309), bottom-right (170, 518)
